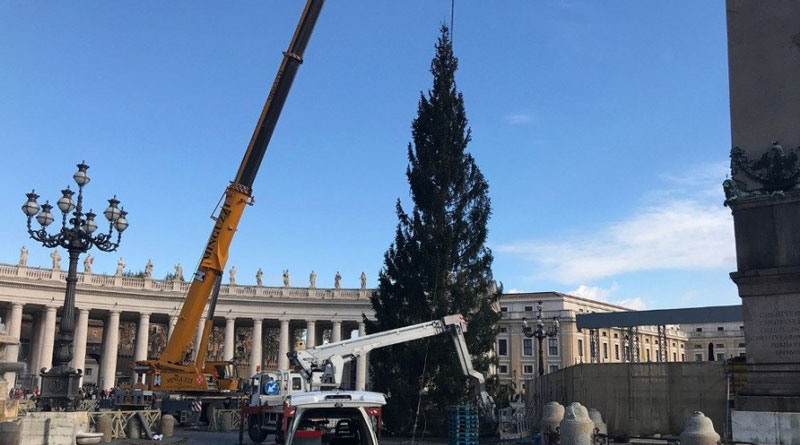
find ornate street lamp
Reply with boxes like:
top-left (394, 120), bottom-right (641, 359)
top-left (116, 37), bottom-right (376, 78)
top-left (522, 301), bottom-right (559, 376)
top-left (21, 161), bottom-right (128, 411)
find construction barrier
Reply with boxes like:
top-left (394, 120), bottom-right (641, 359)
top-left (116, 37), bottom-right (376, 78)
top-left (87, 409), bottom-right (161, 439)
top-left (209, 408), bottom-right (246, 432)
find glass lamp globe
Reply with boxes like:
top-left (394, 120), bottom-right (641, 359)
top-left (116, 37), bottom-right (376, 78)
top-left (21, 190), bottom-right (40, 217)
top-left (73, 162), bottom-right (90, 186)
top-left (104, 196), bottom-right (121, 222)
top-left (36, 202), bottom-right (54, 227)
top-left (114, 209), bottom-right (128, 232)
top-left (84, 211), bottom-right (98, 233)
top-left (57, 188), bottom-right (76, 213)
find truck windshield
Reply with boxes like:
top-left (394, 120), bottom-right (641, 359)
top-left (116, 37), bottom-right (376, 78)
top-left (292, 407), bottom-right (375, 445)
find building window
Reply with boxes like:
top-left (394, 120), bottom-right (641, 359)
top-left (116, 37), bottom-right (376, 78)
top-left (645, 338), bottom-right (650, 344)
top-left (739, 326), bottom-right (744, 330)
top-left (681, 353), bottom-right (685, 361)
top-left (646, 349), bottom-right (651, 362)
top-left (602, 331), bottom-right (607, 337)
top-left (739, 352), bottom-right (746, 357)
top-left (716, 353), bottom-right (725, 361)
top-left (577, 339), bottom-right (584, 357)
top-left (614, 344), bottom-right (620, 360)
top-left (499, 365), bottom-right (509, 374)
top-left (500, 307), bottom-right (508, 317)
top-left (549, 365), bottom-right (559, 373)
top-left (672, 352), bottom-right (677, 361)
top-left (613, 333), bottom-right (619, 339)
top-left (603, 343), bottom-right (608, 359)
top-left (716, 344), bottom-right (724, 348)
top-left (523, 339), bottom-right (533, 356)
top-left (85, 368), bottom-right (93, 376)
top-left (696, 328), bottom-right (703, 332)
top-left (738, 343), bottom-right (745, 348)
top-left (548, 338), bottom-right (558, 356)
top-left (680, 344), bottom-right (684, 349)
top-left (672, 343), bottom-right (676, 347)
top-left (694, 344), bottom-right (702, 349)
top-left (524, 306), bottom-right (533, 312)
top-left (498, 339), bottom-right (508, 356)
top-left (694, 353), bottom-right (703, 362)
top-left (523, 365), bottom-right (534, 375)
top-left (717, 327), bottom-right (724, 331)
top-left (499, 327), bottom-right (507, 333)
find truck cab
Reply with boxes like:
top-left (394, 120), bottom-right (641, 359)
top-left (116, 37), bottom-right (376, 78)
top-left (284, 391), bottom-right (385, 445)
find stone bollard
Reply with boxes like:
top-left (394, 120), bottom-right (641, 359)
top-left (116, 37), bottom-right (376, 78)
top-left (96, 415), bottom-right (112, 443)
top-left (587, 408), bottom-right (607, 435)
top-left (560, 402), bottom-right (594, 445)
top-left (679, 411), bottom-right (720, 445)
top-left (219, 410), bottom-right (234, 432)
top-left (126, 416), bottom-right (141, 439)
top-left (541, 401), bottom-right (565, 445)
top-left (160, 414), bottom-right (175, 437)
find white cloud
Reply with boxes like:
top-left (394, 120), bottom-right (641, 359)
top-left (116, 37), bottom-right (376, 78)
top-left (568, 283), bottom-right (645, 310)
top-left (498, 198), bottom-right (735, 285)
top-left (505, 113), bottom-right (534, 125)
top-left (611, 297), bottom-right (646, 311)
top-left (569, 283), bottom-right (619, 301)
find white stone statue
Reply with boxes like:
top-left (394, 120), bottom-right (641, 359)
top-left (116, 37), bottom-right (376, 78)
top-left (50, 250), bottom-right (61, 270)
top-left (256, 268), bottom-right (263, 286)
top-left (360, 271), bottom-right (367, 290)
top-left (174, 263), bottom-right (183, 281)
top-left (334, 271), bottom-right (342, 290)
top-left (309, 270), bottom-right (317, 288)
top-left (229, 266), bottom-right (237, 285)
top-left (144, 259), bottom-right (153, 279)
top-left (83, 254), bottom-right (94, 274)
top-left (18, 246), bottom-right (28, 267)
top-left (282, 269), bottom-right (290, 287)
top-left (115, 258), bottom-right (125, 277)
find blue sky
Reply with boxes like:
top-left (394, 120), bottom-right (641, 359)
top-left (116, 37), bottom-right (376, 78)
top-left (0, 1), bottom-right (737, 310)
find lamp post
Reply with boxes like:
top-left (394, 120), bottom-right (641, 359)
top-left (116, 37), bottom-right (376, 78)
top-left (21, 161), bottom-right (128, 411)
top-left (522, 301), bottom-right (559, 376)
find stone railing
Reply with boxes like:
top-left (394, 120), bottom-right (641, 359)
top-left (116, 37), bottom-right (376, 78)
top-left (0, 263), bottom-right (373, 300)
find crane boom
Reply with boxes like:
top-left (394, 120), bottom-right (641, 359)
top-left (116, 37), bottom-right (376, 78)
top-left (142, 0), bottom-right (325, 383)
top-left (289, 314), bottom-right (495, 419)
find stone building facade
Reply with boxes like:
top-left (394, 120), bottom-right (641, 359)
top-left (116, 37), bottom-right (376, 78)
top-left (496, 292), bottom-right (688, 395)
top-left (0, 259), bottom-right (374, 391)
top-left (681, 321), bottom-right (746, 362)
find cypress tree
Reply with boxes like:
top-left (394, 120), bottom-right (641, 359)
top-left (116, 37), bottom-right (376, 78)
top-left (366, 25), bottom-right (500, 435)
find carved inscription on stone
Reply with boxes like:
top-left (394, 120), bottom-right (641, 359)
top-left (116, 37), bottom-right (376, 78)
top-left (752, 309), bottom-right (800, 358)
top-left (745, 296), bottom-right (800, 363)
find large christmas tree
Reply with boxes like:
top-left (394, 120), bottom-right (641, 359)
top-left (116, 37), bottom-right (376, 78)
top-left (366, 25), bottom-right (500, 436)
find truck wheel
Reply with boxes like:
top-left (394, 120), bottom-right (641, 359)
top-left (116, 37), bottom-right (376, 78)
top-left (247, 414), bottom-right (268, 443)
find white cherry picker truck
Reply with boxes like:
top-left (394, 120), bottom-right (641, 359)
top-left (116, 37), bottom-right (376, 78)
top-left (242, 314), bottom-right (497, 443)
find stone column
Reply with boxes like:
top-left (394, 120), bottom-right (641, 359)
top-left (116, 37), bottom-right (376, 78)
top-left (356, 322), bottom-right (367, 390)
top-left (72, 308), bottom-right (90, 386)
top-left (30, 311), bottom-right (43, 383)
top-left (332, 320), bottom-right (342, 343)
top-left (4, 303), bottom-right (23, 384)
top-left (133, 313), bottom-right (150, 382)
top-left (250, 319), bottom-right (263, 376)
top-left (306, 320), bottom-right (316, 348)
top-left (224, 317), bottom-right (235, 361)
top-left (193, 317), bottom-right (206, 361)
top-left (167, 315), bottom-right (178, 342)
top-left (101, 310), bottom-right (120, 390)
top-left (39, 306), bottom-right (57, 372)
top-left (278, 319), bottom-right (290, 370)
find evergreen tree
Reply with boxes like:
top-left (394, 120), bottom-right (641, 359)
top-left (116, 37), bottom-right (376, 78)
top-left (366, 25), bottom-right (500, 436)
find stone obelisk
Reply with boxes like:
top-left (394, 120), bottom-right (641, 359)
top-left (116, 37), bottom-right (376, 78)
top-left (725, 1), bottom-right (800, 442)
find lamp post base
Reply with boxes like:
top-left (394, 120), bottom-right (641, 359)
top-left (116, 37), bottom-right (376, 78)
top-left (38, 366), bottom-right (82, 412)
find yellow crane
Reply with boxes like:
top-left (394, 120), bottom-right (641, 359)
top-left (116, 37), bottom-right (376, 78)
top-left (120, 0), bottom-right (325, 420)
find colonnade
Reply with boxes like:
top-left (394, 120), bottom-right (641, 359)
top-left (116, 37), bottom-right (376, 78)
top-left (3, 302), bottom-right (369, 392)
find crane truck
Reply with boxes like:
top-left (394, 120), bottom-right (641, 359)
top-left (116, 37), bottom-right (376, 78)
top-left (242, 314), bottom-right (496, 444)
top-left (115, 0), bottom-right (326, 422)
